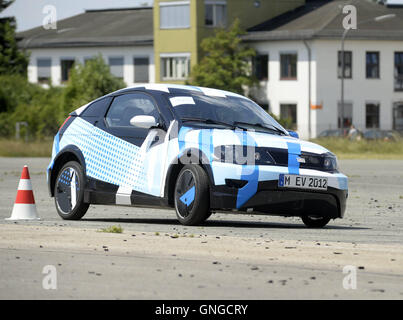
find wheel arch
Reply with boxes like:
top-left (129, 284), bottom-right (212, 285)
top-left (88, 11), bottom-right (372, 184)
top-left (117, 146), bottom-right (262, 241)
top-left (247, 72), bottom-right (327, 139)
top-left (164, 147), bottom-right (214, 206)
top-left (49, 145), bottom-right (86, 197)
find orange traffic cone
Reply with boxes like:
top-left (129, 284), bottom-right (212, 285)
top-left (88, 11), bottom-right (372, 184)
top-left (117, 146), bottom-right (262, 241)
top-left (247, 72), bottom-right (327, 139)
top-left (6, 165), bottom-right (40, 220)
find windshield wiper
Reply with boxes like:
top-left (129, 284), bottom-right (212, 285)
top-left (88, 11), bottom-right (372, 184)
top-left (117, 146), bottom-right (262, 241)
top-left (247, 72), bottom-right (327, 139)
top-left (181, 117), bottom-right (236, 129)
top-left (233, 121), bottom-right (287, 136)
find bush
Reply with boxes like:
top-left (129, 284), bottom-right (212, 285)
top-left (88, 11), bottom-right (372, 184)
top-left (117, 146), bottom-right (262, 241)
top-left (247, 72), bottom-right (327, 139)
top-left (0, 54), bottom-right (125, 140)
top-left (62, 55), bottom-right (125, 113)
top-left (0, 74), bottom-right (41, 113)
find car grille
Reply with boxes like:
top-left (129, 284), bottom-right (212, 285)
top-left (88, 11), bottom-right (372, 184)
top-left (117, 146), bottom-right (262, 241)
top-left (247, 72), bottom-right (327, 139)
top-left (256, 147), bottom-right (335, 172)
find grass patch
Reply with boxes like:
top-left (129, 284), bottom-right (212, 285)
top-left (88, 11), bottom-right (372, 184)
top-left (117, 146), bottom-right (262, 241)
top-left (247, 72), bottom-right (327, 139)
top-left (98, 225), bottom-right (123, 234)
top-left (311, 138), bottom-right (403, 159)
top-left (0, 139), bottom-right (52, 157)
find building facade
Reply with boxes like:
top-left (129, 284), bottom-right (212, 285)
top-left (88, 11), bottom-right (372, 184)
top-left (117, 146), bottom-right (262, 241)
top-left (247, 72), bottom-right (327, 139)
top-left (245, 0), bottom-right (403, 138)
top-left (18, 7), bottom-right (155, 87)
top-left (153, 0), bottom-right (304, 83)
top-left (17, 0), bottom-right (403, 138)
top-left (248, 39), bottom-right (403, 139)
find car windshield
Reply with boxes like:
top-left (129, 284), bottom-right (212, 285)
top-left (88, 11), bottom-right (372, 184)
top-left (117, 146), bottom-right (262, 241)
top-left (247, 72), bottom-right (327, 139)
top-left (168, 92), bottom-right (287, 135)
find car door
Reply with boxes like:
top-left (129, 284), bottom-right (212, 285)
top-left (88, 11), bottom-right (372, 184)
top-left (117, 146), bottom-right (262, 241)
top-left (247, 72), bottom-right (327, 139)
top-left (95, 92), bottom-right (168, 198)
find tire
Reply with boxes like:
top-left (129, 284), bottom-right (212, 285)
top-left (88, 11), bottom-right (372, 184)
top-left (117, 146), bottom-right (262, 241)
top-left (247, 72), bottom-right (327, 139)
top-left (174, 165), bottom-right (210, 226)
top-left (54, 161), bottom-right (89, 220)
top-left (301, 215), bottom-right (331, 228)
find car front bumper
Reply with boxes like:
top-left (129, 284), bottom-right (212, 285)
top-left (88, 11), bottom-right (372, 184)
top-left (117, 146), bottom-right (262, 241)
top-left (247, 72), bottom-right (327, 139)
top-left (209, 163), bottom-right (348, 219)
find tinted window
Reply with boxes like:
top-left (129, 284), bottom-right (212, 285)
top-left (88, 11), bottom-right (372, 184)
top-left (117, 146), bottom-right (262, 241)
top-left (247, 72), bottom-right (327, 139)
top-left (81, 97), bottom-right (112, 117)
top-left (106, 93), bottom-right (159, 127)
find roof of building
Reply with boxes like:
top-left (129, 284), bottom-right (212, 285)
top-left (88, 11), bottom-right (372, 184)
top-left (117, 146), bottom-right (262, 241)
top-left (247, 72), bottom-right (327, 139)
top-left (244, 0), bottom-right (403, 42)
top-left (17, 7), bottom-right (153, 49)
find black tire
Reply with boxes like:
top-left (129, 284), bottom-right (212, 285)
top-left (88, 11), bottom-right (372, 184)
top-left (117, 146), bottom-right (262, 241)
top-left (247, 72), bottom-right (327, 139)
top-left (174, 165), bottom-right (210, 226)
top-left (301, 215), bottom-right (331, 228)
top-left (54, 161), bottom-right (89, 220)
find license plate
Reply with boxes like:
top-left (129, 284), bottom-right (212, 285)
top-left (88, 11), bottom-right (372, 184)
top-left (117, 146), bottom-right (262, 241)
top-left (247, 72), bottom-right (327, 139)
top-left (278, 174), bottom-right (328, 190)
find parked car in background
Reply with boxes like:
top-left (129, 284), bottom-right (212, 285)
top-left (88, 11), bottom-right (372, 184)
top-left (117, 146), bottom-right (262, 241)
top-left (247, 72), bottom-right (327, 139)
top-left (318, 129), bottom-right (344, 138)
top-left (363, 130), bottom-right (401, 141)
top-left (318, 128), bottom-right (362, 140)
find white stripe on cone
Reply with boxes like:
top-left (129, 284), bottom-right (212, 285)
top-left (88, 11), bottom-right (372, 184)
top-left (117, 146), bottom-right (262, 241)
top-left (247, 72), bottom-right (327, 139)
top-left (17, 179), bottom-right (33, 191)
top-left (6, 204), bottom-right (39, 220)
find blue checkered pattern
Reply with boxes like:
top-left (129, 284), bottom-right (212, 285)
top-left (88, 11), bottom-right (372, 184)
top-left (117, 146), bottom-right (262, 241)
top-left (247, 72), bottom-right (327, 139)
top-left (59, 117), bottom-right (148, 193)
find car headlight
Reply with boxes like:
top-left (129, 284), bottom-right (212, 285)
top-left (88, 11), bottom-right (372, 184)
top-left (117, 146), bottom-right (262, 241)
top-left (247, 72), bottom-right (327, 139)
top-left (213, 145), bottom-right (275, 165)
top-left (323, 154), bottom-right (338, 171)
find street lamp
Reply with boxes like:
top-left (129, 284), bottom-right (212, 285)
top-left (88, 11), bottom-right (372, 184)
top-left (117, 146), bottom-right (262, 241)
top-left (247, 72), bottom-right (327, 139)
top-left (339, 13), bottom-right (395, 135)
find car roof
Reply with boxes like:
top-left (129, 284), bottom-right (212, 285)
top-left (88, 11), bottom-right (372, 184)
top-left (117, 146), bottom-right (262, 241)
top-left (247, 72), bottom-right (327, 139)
top-left (71, 83), bottom-right (251, 116)
top-left (110, 83), bottom-right (249, 100)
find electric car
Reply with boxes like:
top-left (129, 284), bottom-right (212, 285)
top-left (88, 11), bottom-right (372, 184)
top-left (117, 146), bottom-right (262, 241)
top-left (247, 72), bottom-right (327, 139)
top-left (47, 84), bottom-right (348, 228)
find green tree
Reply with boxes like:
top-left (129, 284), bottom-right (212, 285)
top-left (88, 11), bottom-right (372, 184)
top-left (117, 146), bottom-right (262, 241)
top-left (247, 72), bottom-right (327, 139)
top-left (0, 0), bottom-right (29, 75)
top-left (62, 55), bottom-right (125, 113)
top-left (187, 19), bottom-right (256, 95)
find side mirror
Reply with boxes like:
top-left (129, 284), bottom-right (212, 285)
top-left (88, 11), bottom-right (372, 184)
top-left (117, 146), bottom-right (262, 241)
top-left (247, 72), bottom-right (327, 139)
top-left (288, 130), bottom-right (299, 139)
top-left (129, 115), bottom-right (158, 129)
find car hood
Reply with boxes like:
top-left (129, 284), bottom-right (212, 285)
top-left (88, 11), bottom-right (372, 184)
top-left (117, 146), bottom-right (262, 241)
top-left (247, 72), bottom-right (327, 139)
top-left (178, 127), bottom-right (331, 155)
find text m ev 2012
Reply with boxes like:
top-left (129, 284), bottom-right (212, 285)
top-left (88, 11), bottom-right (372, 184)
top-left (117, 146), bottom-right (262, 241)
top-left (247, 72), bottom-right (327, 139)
top-left (47, 84), bottom-right (348, 228)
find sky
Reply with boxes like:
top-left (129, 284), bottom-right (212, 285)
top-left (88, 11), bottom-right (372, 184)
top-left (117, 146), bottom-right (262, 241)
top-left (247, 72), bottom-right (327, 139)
top-left (0, 0), bottom-right (154, 31)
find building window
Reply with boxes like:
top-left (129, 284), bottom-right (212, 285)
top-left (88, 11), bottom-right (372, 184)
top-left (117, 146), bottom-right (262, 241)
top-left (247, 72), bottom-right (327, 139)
top-left (394, 52), bottom-right (403, 91)
top-left (109, 57), bottom-right (124, 79)
top-left (37, 58), bottom-right (51, 83)
top-left (161, 55), bottom-right (190, 81)
top-left (366, 103), bottom-right (380, 129)
top-left (366, 52), bottom-right (379, 79)
top-left (280, 104), bottom-right (297, 129)
top-left (338, 51), bottom-right (352, 79)
top-left (253, 54), bottom-right (268, 81)
top-left (337, 102), bottom-right (353, 129)
top-left (61, 59), bottom-right (75, 82)
top-left (205, 1), bottom-right (227, 27)
top-left (134, 57), bottom-right (149, 83)
top-left (160, 1), bottom-right (190, 29)
top-left (280, 54), bottom-right (297, 80)
top-left (393, 103), bottom-right (403, 131)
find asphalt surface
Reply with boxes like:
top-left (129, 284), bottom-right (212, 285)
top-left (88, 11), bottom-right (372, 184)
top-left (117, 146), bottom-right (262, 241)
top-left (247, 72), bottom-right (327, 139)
top-left (0, 157), bottom-right (402, 299)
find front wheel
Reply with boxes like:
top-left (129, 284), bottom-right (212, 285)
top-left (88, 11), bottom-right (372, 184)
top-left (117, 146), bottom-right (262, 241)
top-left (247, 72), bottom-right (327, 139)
top-left (54, 161), bottom-right (89, 220)
top-left (301, 215), bottom-right (331, 228)
top-left (174, 165), bottom-right (210, 226)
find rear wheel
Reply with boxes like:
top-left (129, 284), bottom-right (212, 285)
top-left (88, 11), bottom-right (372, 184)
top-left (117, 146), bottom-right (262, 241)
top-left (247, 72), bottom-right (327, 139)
top-left (174, 165), bottom-right (210, 226)
top-left (301, 215), bottom-right (330, 228)
top-left (54, 161), bottom-right (89, 220)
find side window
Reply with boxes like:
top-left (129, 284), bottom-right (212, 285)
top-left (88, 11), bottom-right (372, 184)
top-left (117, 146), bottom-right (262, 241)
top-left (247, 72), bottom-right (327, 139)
top-left (105, 93), bottom-right (159, 127)
top-left (81, 97), bottom-right (112, 117)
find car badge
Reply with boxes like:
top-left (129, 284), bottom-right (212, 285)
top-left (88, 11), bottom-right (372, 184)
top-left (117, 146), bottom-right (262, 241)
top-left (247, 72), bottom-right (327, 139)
top-left (297, 157), bottom-right (306, 163)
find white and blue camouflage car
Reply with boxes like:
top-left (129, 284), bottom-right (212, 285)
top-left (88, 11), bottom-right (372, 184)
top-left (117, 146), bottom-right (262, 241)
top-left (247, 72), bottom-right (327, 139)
top-left (47, 84), bottom-right (348, 227)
